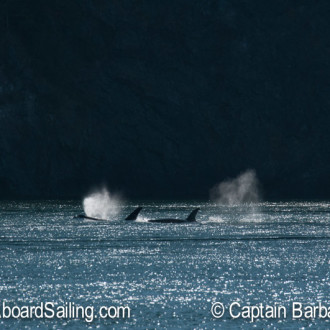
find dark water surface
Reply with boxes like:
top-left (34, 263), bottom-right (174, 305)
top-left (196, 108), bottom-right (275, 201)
top-left (0, 201), bottom-right (329, 328)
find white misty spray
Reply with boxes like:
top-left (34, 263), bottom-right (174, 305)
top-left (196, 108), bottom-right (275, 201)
top-left (83, 187), bottom-right (121, 219)
top-left (210, 169), bottom-right (261, 205)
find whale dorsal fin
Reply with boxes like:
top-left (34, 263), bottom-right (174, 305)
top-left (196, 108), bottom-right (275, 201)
top-left (125, 207), bottom-right (143, 220)
top-left (186, 208), bottom-right (200, 222)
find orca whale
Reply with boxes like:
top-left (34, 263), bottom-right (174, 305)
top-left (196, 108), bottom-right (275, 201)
top-left (74, 207), bottom-right (143, 221)
top-left (147, 208), bottom-right (200, 223)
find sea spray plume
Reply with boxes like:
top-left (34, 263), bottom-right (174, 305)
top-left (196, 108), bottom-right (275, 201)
top-left (210, 170), bottom-right (261, 205)
top-left (83, 187), bottom-right (121, 219)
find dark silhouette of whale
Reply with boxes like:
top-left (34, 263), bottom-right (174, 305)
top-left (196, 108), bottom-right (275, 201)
top-left (147, 208), bottom-right (200, 223)
top-left (74, 207), bottom-right (143, 221)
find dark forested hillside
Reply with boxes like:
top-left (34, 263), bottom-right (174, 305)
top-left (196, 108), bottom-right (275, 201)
top-left (1, 1), bottom-right (330, 199)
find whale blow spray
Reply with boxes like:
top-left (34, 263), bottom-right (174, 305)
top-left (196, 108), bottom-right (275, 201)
top-left (210, 169), bottom-right (261, 205)
top-left (83, 187), bottom-right (121, 219)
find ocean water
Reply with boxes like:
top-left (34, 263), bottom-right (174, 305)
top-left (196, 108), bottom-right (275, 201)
top-left (0, 200), bottom-right (329, 329)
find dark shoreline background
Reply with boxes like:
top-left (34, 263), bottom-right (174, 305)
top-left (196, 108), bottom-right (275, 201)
top-left (1, 1), bottom-right (329, 200)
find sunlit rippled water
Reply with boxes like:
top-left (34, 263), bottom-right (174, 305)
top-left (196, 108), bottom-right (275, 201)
top-left (0, 201), bottom-right (329, 328)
